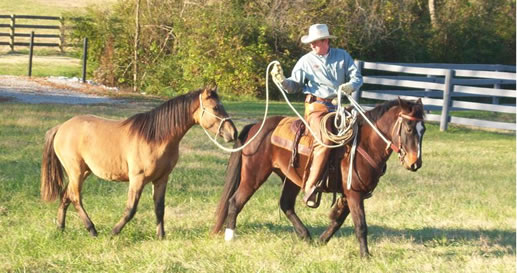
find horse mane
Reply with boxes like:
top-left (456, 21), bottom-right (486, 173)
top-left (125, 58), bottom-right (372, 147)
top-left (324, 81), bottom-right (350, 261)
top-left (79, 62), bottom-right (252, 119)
top-left (361, 99), bottom-right (425, 125)
top-left (122, 89), bottom-right (203, 143)
top-left (362, 100), bottom-right (399, 123)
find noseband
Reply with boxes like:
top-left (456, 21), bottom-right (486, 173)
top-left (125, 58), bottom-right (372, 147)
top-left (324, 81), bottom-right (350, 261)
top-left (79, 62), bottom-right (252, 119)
top-left (390, 112), bottom-right (424, 161)
top-left (199, 94), bottom-right (231, 139)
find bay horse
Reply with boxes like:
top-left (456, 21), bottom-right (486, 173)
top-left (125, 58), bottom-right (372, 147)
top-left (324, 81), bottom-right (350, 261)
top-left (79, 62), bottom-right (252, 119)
top-left (213, 98), bottom-right (425, 257)
top-left (41, 86), bottom-right (237, 238)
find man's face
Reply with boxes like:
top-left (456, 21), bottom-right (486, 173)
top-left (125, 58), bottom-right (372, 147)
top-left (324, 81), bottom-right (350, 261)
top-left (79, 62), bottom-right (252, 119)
top-left (310, 39), bottom-right (329, 55)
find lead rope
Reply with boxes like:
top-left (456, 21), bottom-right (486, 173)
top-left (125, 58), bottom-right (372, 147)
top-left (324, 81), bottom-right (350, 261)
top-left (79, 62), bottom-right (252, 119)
top-left (347, 128), bottom-right (359, 190)
top-left (199, 62), bottom-right (273, 152)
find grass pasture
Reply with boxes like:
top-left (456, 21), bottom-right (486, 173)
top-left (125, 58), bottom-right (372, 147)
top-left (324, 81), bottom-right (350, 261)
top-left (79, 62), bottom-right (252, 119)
top-left (0, 98), bottom-right (515, 272)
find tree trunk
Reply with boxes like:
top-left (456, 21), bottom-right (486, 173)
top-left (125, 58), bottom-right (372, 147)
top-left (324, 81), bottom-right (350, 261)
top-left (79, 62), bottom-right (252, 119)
top-left (428, 0), bottom-right (438, 29)
top-left (133, 0), bottom-right (141, 92)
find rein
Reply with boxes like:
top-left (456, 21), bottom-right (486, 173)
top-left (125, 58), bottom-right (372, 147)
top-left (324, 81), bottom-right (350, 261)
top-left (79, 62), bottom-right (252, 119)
top-left (344, 98), bottom-right (423, 190)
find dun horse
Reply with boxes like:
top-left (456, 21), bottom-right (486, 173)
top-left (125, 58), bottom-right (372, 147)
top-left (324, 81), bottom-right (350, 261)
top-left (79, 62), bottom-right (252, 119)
top-left (213, 98), bottom-right (425, 257)
top-left (41, 87), bottom-right (237, 238)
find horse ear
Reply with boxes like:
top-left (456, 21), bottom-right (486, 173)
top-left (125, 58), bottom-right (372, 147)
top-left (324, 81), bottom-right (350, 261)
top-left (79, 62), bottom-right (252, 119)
top-left (398, 97), bottom-right (410, 111)
top-left (416, 98), bottom-right (423, 105)
top-left (202, 86), bottom-right (211, 98)
top-left (203, 82), bottom-right (217, 97)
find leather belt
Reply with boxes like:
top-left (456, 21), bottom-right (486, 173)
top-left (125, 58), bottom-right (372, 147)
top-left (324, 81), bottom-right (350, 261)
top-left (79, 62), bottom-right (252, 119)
top-left (305, 94), bottom-right (332, 104)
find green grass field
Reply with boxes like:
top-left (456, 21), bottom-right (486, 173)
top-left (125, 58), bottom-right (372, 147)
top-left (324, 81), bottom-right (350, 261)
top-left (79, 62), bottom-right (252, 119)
top-left (0, 98), bottom-right (514, 272)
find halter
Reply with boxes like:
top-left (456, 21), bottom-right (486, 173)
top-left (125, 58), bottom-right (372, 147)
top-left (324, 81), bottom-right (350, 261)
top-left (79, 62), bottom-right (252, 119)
top-left (199, 94), bottom-right (232, 142)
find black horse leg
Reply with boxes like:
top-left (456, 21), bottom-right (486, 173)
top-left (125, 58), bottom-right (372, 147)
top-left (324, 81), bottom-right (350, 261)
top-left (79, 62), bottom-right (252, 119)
top-left (152, 177), bottom-right (168, 239)
top-left (348, 191), bottom-right (370, 257)
top-left (279, 176), bottom-right (311, 241)
top-left (319, 196), bottom-right (350, 244)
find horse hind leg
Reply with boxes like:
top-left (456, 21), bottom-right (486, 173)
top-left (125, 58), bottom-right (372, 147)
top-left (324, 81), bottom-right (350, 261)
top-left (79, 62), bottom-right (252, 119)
top-left (112, 174), bottom-right (145, 236)
top-left (225, 168), bottom-right (272, 241)
top-left (319, 196), bottom-right (350, 244)
top-left (66, 169), bottom-right (97, 236)
top-left (278, 176), bottom-right (311, 241)
top-left (56, 191), bottom-right (71, 231)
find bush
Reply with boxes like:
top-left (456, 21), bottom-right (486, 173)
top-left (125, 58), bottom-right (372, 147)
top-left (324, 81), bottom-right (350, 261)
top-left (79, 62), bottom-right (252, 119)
top-left (68, 0), bottom-right (515, 99)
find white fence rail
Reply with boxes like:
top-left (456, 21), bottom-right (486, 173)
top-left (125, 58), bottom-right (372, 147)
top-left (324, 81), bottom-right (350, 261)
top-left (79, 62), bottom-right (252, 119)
top-left (354, 61), bottom-right (516, 131)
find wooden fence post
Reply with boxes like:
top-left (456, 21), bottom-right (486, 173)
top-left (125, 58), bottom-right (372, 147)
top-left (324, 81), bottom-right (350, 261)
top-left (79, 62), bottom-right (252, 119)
top-left (9, 14), bottom-right (15, 52)
top-left (28, 31), bottom-right (34, 77)
top-left (59, 16), bottom-right (65, 53)
top-left (82, 37), bottom-right (88, 83)
top-left (440, 69), bottom-right (454, 131)
top-left (353, 60), bottom-right (364, 102)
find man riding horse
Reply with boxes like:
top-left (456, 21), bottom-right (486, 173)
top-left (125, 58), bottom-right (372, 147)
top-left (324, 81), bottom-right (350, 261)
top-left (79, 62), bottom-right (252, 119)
top-left (270, 23), bottom-right (363, 207)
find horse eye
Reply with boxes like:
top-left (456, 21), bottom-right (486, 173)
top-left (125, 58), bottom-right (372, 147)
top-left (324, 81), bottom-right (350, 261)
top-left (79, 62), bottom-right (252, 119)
top-left (405, 124), bottom-right (414, 133)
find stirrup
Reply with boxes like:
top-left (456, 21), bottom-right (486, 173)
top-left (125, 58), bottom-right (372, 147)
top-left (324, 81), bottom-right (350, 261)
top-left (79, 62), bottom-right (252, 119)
top-left (303, 186), bottom-right (322, 208)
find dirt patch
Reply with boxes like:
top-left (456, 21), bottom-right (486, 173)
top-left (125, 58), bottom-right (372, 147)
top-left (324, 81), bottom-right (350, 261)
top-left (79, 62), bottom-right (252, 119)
top-left (0, 75), bottom-right (125, 104)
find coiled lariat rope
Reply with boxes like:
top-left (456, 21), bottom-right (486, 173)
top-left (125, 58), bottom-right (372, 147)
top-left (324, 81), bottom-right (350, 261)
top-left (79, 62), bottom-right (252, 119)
top-left (203, 60), bottom-right (361, 152)
top-left (270, 60), bottom-right (357, 148)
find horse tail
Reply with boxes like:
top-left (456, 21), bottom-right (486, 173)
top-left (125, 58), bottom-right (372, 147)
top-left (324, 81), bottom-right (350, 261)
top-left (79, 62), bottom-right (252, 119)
top-left (212, 123), bottom-right (254, 234)
top-left (40, 125), bottom-right (64, 202)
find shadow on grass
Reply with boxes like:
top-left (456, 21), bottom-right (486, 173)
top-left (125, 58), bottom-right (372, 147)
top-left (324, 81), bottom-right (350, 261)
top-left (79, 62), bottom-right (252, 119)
top-left (241, 222), bottom-right (516, 251)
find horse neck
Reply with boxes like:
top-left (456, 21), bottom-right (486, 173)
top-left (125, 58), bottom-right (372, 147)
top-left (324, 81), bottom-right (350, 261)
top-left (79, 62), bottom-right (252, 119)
top-left (167, 102), bottom-right (198, 143)
top-left (359, 107), bottom-right (399, 163)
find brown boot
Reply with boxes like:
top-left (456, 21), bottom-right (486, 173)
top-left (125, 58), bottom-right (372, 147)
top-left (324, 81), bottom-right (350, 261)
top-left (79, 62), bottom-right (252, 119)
top-left (303, 142), bottom-right (330, 208)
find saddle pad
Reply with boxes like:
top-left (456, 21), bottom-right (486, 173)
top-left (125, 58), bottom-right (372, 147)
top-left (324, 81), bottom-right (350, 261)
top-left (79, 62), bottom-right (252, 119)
top-left (271, 117), bottom-right (313, 156)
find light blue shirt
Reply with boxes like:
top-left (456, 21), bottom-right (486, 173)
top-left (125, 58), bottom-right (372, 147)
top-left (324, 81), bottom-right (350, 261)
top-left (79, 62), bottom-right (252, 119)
top-left (282, 48), bottom-right (363, 99)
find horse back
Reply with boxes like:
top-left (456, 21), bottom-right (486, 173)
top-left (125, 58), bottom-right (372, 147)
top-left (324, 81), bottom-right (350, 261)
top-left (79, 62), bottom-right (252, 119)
top-left (53, 115), bottom-right (155, 182)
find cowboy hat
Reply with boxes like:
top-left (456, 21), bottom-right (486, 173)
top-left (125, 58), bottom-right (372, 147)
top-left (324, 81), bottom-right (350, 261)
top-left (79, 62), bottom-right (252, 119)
top-left (301, 24), bottom-right (336, 44)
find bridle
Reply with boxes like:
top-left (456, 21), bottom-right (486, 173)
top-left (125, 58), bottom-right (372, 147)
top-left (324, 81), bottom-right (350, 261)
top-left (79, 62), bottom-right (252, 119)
top-left (346, 109), bottom-right (423, 190)
top-left (198, 94), bottom-right (231, 141)
top-left (389, 112), bottom-right (424, 162)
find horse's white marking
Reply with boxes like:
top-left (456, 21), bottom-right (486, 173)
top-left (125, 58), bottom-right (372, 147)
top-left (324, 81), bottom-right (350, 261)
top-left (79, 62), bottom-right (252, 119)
top-left (416, 121), bottom-right (424, 138)
top-left (416, 121), bottom-right (424, 158)
top-left (224, 228), bottom-right (235, 241)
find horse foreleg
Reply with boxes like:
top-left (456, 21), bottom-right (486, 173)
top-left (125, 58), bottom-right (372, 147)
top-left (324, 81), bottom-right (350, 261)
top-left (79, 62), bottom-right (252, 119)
top-left (348, 191), bottom-right (370, 257)
top-left (279, 177), bottom-right (311, 241)
top-left (112, 174), bottom-right (145, 235)
top-left (152, 177), bottom-right (168, 239)
top-left (319, 197), bottom-right (350, 244)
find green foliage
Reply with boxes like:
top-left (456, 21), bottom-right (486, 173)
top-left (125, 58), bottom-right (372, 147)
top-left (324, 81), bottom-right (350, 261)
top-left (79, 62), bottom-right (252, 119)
top-left (67, 0), bottom-right (516, 98)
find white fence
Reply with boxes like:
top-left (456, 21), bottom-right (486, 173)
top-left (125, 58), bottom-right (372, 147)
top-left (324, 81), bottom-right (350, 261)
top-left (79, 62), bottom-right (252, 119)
top-left (354, 62), bottom-right (516, 131)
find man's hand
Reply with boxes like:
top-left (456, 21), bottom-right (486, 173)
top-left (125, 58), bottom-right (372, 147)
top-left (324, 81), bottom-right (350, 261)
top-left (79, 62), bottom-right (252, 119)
top-left (338, 82), bottom-right (355, 95)
top-left (270, 63), bottom-right (286, 85)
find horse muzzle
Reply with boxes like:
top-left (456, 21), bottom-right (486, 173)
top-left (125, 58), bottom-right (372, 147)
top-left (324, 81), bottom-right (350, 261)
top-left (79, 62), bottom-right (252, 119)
top-left (401, 152), bottom-right (421, 172)
top-left (219, 120), bottom-right (238, 143)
